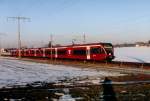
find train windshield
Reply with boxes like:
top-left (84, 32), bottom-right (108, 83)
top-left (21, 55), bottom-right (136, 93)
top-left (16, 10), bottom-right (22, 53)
top-left (103, 44), bottom-right (113, 50)
top-left (103, 43), bottom-right (114, 55)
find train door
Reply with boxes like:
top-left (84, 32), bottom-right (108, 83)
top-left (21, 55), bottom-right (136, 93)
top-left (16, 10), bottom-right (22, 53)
top-left (30, 49), bottom-right (35, 57)
top-left (21, 50), bottom-right (24, 57)
top-left (24, 50), bottom-right (29, 57)
top-left (55, 48), bottom-right (57, 59)
top-left (35, 49), bottom-right (44, 57)
top-left (43, 48), bottom-right (45, 57)
top-left (86, 46), bottom-right (90, 60)
top-left (45, 48), bottom-right (55, 58)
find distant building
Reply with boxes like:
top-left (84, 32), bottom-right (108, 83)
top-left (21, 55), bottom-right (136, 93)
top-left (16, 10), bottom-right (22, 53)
top-left (114, 43), bottom-right (135, 48)
top-left (135, 41), bottom-right (150, 47)
top-left (114, 40), bottom-right (150, 48)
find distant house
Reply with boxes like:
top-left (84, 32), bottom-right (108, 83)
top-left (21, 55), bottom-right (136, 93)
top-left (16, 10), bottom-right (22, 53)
top-left (114, 43), bottom-right (135, 48)
top-left (135, 42), bottom-right (149, 47)
top-left (135, 42), bottom-right (145, 47)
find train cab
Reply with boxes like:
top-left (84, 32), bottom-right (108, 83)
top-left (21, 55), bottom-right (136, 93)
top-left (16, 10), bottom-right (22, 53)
top-left (102, 43), bottom-right (115, 61)
top-left (90, 46), bottom-right (106, 61)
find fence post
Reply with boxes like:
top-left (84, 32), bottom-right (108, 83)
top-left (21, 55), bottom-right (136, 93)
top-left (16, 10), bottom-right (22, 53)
top-left (120, 61), bottom-right (123, 67)
top-left (141, 63), bottom-right (144, 69)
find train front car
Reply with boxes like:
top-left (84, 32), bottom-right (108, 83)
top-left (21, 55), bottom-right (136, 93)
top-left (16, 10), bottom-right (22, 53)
top-left (102, 43), bottom-right (115, 62)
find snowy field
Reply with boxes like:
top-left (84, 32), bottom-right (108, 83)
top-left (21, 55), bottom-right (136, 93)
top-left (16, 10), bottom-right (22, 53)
top-left (114, 46), bottom-right (150, 63)
top-left (0, 46), bottom-right (148, 88)
top-left (0, 57), bottom-right (123, 88)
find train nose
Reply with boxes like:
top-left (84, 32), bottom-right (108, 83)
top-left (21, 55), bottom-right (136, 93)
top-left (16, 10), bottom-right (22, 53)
top-left (107, 52), bottom-right (115, 59)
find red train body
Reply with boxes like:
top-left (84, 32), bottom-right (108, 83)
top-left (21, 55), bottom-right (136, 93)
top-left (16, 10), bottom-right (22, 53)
top-left (10, 43), bottom-right (115, 61)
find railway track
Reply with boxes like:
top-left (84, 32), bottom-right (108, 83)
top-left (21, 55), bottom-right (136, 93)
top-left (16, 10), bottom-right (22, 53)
top-left (1, 56), bottom-right (150, 75)
top-left (84, 64), bottom-right (150, 75)
top-left (52, 61), bottom-right (150, 75)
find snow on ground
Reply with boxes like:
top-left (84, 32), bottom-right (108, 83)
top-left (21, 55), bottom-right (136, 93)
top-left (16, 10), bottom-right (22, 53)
top-left (114, 46), bottom-right (150, 63)
top-left (0, 57), bottom-right (123, 88)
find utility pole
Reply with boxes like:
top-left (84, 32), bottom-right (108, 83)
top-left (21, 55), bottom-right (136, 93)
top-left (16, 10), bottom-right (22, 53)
top-left (0, 33), bottom-right (6, 56)
top-left (83, 33), bottom-right (86, 44)
top-left (50, 34), bottom-right (53, 60)
top-left (7, 16), bottom-right (30, 59)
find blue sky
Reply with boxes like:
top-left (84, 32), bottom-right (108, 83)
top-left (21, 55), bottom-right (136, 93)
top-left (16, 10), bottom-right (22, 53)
top-left (0, 0), bottom-right (150, 48)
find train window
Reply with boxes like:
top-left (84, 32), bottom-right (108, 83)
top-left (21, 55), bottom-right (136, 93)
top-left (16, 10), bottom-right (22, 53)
top-left (90, 47), bottom-right (104, 54)
top-left (21, 51), bottom-right (24, 54)
top-left (103, 43), bottom-right (113, 48)
top-left (36, 50), bottom-right (40, 54)
top-left (30, 50), bottom-right (35, 54)
top-left (26, 51), bottom-right (29, 54)
top-left (45, 50), bottom-right (50, 55)
top-left (12, 51), bottom-right (15, 54)
top-left (36, 50), bottom-right (43, 54)
top-left (45, 50), bottom-right (55, 55)
top-left (73, 49), bottom-right (86, 55)
top-left (57, 50), bottom-right (67, 55)
top-left (103, 44), bottom-right (113, 54)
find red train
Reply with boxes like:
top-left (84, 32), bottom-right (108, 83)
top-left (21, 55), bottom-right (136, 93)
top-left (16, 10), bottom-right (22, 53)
top-left (10, 43), bottom-right (115, 61)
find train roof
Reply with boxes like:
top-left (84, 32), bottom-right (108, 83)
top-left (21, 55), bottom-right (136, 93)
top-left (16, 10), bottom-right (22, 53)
top-left (52, 42), bottom-right (113, 48)
top-left (53, 42), bottom-right (112, 47)
top-left (10, 42), bottom-right (113, 50)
